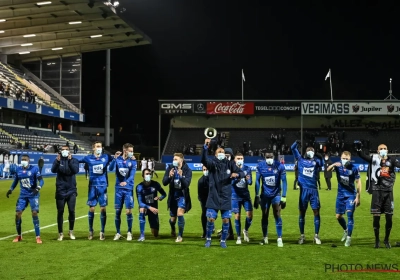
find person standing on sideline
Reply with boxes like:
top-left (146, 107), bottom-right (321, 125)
top-left (51, 145), bottom-right (80, 241)
top-left (198, 165), bottom-right (210, 238)
top-left (38, 156), bottom-right (44, 175)
top-left (324, 154), bottom-right (333, 190)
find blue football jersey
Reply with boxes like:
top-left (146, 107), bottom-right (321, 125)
top-left (333, 164), bottom-right (360, 197)
top-left (10, 165), bottom-right (43, 197)
top-left (136, 181), bottom-right (167, 209)
top-left (80, 154), bottom-right (114, 187)
top-left (231, 165), bottom-right (252, 200)
top-left (109, 156), bottom-right (137, 190)
top-left (256, 160), bottom-right (286, 197)
top-left (291, 143), bottom-right (323, 189)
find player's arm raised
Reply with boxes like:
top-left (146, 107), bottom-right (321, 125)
top-left (68, 157), bottom-right (80, 175)
top-left (327, 162), bottom-right (341, 172)
top-left (201, 139), bottom-right (216, 171)
top-left (51, 156), bottom-right (60, 173)
top-left (291, 141), bottom-right (302, 160)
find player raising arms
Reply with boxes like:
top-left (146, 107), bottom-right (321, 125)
top-left (291, 140), bottom-right (324, 245)
top-left (326, 151), bottom-right (361, 247)
top-left (231, 153), bottom-right (253, 244)
top-left (255, 151), bottom-right (287, 247)
top-left (162, 153), bottom-right (192, 242)
top-left (6, 154), bottom-right (44, 243)
top-left (355, 142), bottom-right (400, 248)
top-left (136, 168), bottom-right (167, 241)
top-left (109, 143), bottom-right (137, 241)
top-left (80, 141), bottom-right (119, 240)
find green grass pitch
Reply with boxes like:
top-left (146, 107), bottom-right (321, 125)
top-left (0, 171), bottom-right (399, 280)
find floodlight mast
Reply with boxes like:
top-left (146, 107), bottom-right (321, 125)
top-left (105, 49), bottom-right (111, 147)
top-left (385, 78), bottom-right (397, 100)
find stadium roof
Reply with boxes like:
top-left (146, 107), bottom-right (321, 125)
top-left (0, 0), bottom-right (151, 62)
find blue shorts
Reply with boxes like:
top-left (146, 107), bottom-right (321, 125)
top-left (336, 195), bottom-right (356, 214)
top-left (299, 188), bottom-right (320, 211)
top-left (232, 199), bottom-right (253, 213)
top-left (16, 196), bottom-right (39, 212)
top-left (260, 195), bottom-right (281, 210)
top-left (87, 186), bottom-right (108, 207)
top-left (146, 210), bottom-right (159, 230)
top-left (169, 196), bottom-right (186, 217)
top-left (206, 208), bottom-right (232, 219)
top-left (114, 188), bottom-right (134, 209)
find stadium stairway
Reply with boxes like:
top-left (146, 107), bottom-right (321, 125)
top-left (0, 128), bottom-right (23, 145)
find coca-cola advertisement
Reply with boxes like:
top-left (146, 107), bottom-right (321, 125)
top-left (206, 102), bottom-right (254, 115)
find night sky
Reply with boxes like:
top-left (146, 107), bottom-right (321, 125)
top-left (81, 1), bottom-right (400, 146)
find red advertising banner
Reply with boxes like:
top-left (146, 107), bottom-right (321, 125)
top-left (207, 102), bottom-right (254, 115)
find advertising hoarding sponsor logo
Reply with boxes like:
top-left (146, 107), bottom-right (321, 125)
top-left (207, 102), bottom-right (254, 115)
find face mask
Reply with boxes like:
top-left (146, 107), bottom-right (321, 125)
top-left (380, 150), bottom-right (387, 157)
top-left (266, 158), bottom-right (274, 165)
top-left (217, 153), bottom-right (225, 160)
top-left (203, 170), bottom-right (209, 176)
top-left (172, 161), bottom-right (179, 167)
top-left (61, 150), bottom-right (69, 157)
top-left (127, 152), bottom-right (133, 158)
top-left (21, 160), bottom-right (28, 167)
top-left (144, 174), bottom-right (151, 182)
top-left (95, 148), bottom-right (102, 155)
top-left (306, 151), bottom-right (314, 158)
top-left (325, 157), bottom-right (328, 160)
top-left (341, 159), bottom-right (349, 166)
top-left (236, 160), bottom-right (243, 166)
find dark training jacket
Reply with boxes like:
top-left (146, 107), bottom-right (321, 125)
top-left (201, 147), bottom-right (245, 210)
top-left (162, 161), bottom-right (193, 213)
top-left (198, 175), bottom-right (209, 202)
top-left (51, 157), bottom-right (80, 199)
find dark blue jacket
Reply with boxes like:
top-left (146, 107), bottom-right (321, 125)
top-left (162, 161), bottom-right (193, 213)
top-left (201, 146), bottom-right (245, 210)
top-left (51, 157), bottom-right (80, 199)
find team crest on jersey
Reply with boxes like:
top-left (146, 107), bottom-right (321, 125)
top-left (273, 169), bottom-right (278, 174)
top-left (243, 171), bottom-right (247, 175)
top-left (101, 158), bottom-right (106, 162)
top-left (226, 169), bottom-right (231, 175)
top-left (150, 187), bottom-right (155, 192)
top-left (268, 168), bottom-right (271, 171)
top-left (128, 162), bottom-right (132, 167)
top-left (347, 170), bottom-right (353, 175)
top-left (27, 171), bottom-right (31, 176)
top-left (312, 161), bottom-right (316, 166)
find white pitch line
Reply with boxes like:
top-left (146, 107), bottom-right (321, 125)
top-left (0, 215), bottom-right (88, 241)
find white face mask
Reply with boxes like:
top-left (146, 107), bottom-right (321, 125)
top-left (266, 158), bottom-right (274, 165)
top-left (341, 159), bottom-right (349, 166)
top-left (325, 157), bottom-right (328, 160)
top-left (380, 150), bottom-right (387, 157)
top-left (95, 148), bottom-right (102, 155)
top-left (236, 160), bottom-right (243, 166)
top-left (203, 170), bottom-right (209, 176)
top-left (172, 161), bottom-right (179, 167)
top-left (144, 174), bottom-right (151, 182)
top-left (127, 152), bottom-right (133, 158)
top-left (61, 150), bottom-right (69, 157)
top-left (21, 160), bottom-right (28, 167)
top-left (306, 151), bottom-right (314, 158)
top-left (217, 153), bottom-right (225, 160)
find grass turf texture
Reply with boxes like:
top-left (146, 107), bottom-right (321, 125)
top-left (0, 172), bottom-right (399, 280)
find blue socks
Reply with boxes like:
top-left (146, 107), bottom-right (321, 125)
top-left (32, 216), bottom-right (40, 237)
top-left (299, 215), bottom-right (305, 234)
top-left (169, 218), bottom-right (176, 233)
top-left (347, 211), bottom-right (354, 237)
top-left (115, 209), bottom-right (121, 234)
top-left (127, 213), bottom-right (133, 233)
top-left (275, 216), bottom-right (282, 238)
top-left (139, 212), bottom-right (146, 235)
top-left (245, 216), bottom-right (252, 231)
top-left (206, 220), bottom-right (214, 239)
top-left (16, 217), bottom-right (21, 235)
top-left (178, 216), bottom-right (185, 237)
top-left (235, 219), bottom-right (241, 237)
top-left (100, 211), bottom-right (106, 233)
top-left (221, 222), bottom-right (229, 241)
top-left (314, 215), bottom-right (320, 235)
top-left (88, 211), bottom-right (94, 232)
top-left (262, 217), bottom-right (268, 237)
top-left (337, 216), bottom-right (347, 231)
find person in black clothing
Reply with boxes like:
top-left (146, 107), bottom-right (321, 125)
top-left (38, 156), bottom-right (44, 174)
top-left (355, 141), bottom-right (400, 248)
top-left (198, 165), bottom-right (210, 238)
top-left (316, 165), bottom-right (321, 190)
top-left (324, 154), bottom-right (333, 190)
top-left (84, 162), bottom-right (89, 179)
top-left (293, 160), bottom-right (299, 190)
top-left (51, 145), bottom-right (80, 241)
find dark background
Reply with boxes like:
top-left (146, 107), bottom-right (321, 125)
top-left (80, 0), bottom-right (400, 147)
